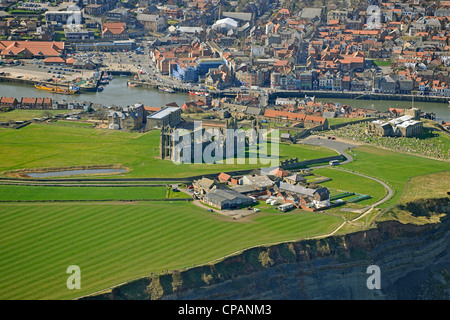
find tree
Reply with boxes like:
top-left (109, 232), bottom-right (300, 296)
top-left (42, 110), bottom-right (54, 119)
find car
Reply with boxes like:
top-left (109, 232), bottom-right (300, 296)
top-left (330, 137), bottom-right (336, 140)
top-left (207, 209), bottom-right (214, 212)
top-left (47, 70), bottom-right (51, 73)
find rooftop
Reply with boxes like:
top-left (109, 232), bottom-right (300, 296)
top-left (147, 106), bottom-right (180, 120)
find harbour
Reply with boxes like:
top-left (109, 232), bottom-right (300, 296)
top-left (0, 77), bottom-right (449, 122)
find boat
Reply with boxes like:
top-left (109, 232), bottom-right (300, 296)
top-left (100, 79), bottom-right (109, 85)
top-left (189, 91), bottom-right (209, 96)
top-left (159, 86), bottom-right (175, 93)
top-left (102, 73), bottom-right (113, 80)
top-left (35, 83), bottom-right (78, 95)
top-left (97, 85), bottom-right (104, 92)
top-left (127, 81), bottom-right (142, 88)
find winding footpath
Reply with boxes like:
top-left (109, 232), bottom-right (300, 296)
top-left (302, 134), bottom-right (395, 222)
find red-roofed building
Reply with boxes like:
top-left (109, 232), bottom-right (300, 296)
top-left (102, 22), bottom-right (128, 39)
top-left (19, 97), bottom-right (37, 109)
top-left (43, 57), bottom-right (66, 65)
top-left (270, 167), bottom-right (289, 178)
top-left (0, 97), bottom-right (18, 109)
top-left (264, 109), bottom-right (328, 129)
top-left (0, 41), bottom-right (65, 59)
top-left (218, 172), bottom-right (231, 183)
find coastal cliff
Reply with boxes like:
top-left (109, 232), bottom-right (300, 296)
top-left (84, 198), bottom-right (450, 300)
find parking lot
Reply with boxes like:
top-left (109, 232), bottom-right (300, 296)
top-left (0, 61), bottom-right (95, 85)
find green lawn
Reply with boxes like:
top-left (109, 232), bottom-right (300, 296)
top-left (341, 145), bottom-right (450, 208)
top-left (0, 185), bottom-right (167, 201)
top-left (0, 110), bottom-right (71, 122)
top-left (0, 201), bottom-right (343, 300)
top-left (0, 124), bottom-right (337, 178)
top-left (400, 171), bottom-right (450, 203)
top-left (54, 120), bottom-right (94, 127)
top-left (278, 141), bottom-right (338, 161)
top-left (327, 117), bottom-right (366, 126)
top-left (312, 167), bottom-right (387, 206)
top-left (374, 60), bottom-right (392, 67)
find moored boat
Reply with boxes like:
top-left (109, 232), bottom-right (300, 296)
top-left (189, 91), bottom-right (209, 96)
top-left (102, 73), bottom-right (113, 80)
top-left (159, 86), bottom-right (175, 93)
top-left (127, 81), bottom-right (142, 87)
top-left (35, 83), bottom-right (78, 95)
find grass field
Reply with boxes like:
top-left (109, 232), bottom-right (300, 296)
top-left (54, 120), bottom-right (94, 127)
top-left (378, 171), bottom-right (450, 225)
top-left (341, 145), bottom-right (450, 208)
top-left (0, 110), bottom-right (71, 122)
top-left (312, 167), bottom-right (387, 206)
top-left (400, 171), bottom-right (450, 203)
top-left (0, 185), bottom-right (167, 201)
top-left (1, 123), bottom-right (448, 300)
top-left (0, 124), bottom-right (337, 178)
top-left (374, 60), bottom-right (392, 67)
top-left (0, 201), bottom-right (343, 300)
top-left (327, 117), bottom-right (366, 126)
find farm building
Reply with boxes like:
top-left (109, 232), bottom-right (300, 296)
top-left (284, 173), bottom-right (307, 184)
top-left (277, 181), bottom-right (330, 208)
top-left (241, 174), bottom-right (274, 190)
top-left (192, 177), bottom-right (219, 195)
top-left (202, 188), bottom-right (254, 209)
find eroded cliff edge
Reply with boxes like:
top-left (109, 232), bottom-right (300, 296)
top-left (84, 198), bottom-right (450, 300)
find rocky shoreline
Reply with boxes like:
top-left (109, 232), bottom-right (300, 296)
top-left (81, 198), bottom-right (450, 300)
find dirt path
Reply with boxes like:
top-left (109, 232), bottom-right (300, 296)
top-left (333, 168), bottom-right (394, 222)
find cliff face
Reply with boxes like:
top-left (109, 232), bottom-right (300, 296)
top-left (86, 198), bottom-right (450, 300)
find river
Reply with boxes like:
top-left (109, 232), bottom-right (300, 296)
top-left (0, 76), bottom-right (188, 108)
top-left (314, 97), bottom-right (450, 122)
top-left (1, 77), bottom-right (449, 122)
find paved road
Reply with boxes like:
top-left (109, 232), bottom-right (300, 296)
top-left (300, 134), bottom-right (394, 218)
top-left (301, 134), bottom-right (359, 167)
top-left (335, 167), bottom-right (394, 222)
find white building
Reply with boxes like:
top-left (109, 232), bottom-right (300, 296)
top-left (212, 18), bottom-right (238, 31)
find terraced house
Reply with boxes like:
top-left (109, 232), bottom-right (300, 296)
top-left (0, 97), bottom-right (18, 109)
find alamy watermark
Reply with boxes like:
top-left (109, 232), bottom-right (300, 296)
top-left (366, 265), bottom-right (381, 290)
top-left (66, 5), bottom-right (82, 31)
top-left (366, 5), bottom-right (381, 29)
top-left (66, 265), bottom-right (81, 289)
top-left (170, 121), bottom-right (280, 171)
